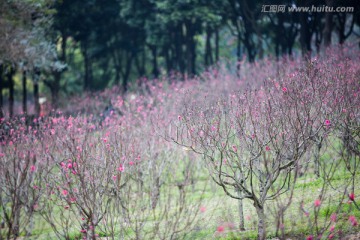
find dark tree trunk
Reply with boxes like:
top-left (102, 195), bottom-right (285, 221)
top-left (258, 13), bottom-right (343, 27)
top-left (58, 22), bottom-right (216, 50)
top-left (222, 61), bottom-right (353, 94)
top-left (0, 65), bottom-right (4, 119)
top-left (52, 73), bottom-right (60, 109)
top-left (122, 52), bottom-right (134, 92)
top-left (174, 25), bottom-right (185, 74)
top-left (34, 82), bottom-right (40, 117)
top-left (323, 0), bottom-right (334, 47)
top-left (336, 12), bottom-right (355, 45)
top-left (7, 67), bottom-right (15, 118)
top-left (33, 69), bottom-right (41, 117)
top-left (184, 21), bottom-right (197, 75)
top-left (287, 23), bottom-right (298, 58)
top-left (134, 48), bottom-right (146, 78)
top-left (190, 35), bottom-right (196, 75)
top-left (150, 45), bottom-right (159, 78)
top-left (215, 28), bottom-right (219, 62)
top-left (236, 35), bottom-right (242, 77)
top-left (83, 43), bottom-right (92, 91)
top-left (50, 32), bottom-right (66, 109)
top-left (299, 12), bottom-right (312, 57)
top-left (205, 27), bottom-right (213, 67)
top-left (164, 46), bottom-right (172, 74)
top-left (22, 71), bottom-right (27, 115)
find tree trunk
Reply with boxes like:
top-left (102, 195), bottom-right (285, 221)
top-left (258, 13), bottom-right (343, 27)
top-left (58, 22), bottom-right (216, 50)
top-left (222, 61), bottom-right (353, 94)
top-left (237, 190), bottom-right (245, 231)
top-left (34, 82), bottom-right (40, 117)
top-left (236, 35), bottom-right (241, 77)
top-left (165, 47), bottom-right (172, 74)
top-left (150, 46), bottom-right (159, 78)
top-left (215, 28), bottom-right (219, 63)
top-left (83, 43), bottom-right (92, 91)
top-left (52, 73), bottom-right (61, 109)
top-left (22, 71), bottom-right (27, 115)
top-left (255, 205), bottom-right (266, 240)
top-left (7, 67), bottom-right (15, 118)
top-left (323, 0), bottom-right (334, 47)
top-left (122, 52), bottom-right (133, 92)
top-left (175, 25), bottom-right (185, 74)
top-left (190, 35), bottom-right (196, 75)
top-left (299, 11), bottom-right (311, 57)
top-left (0, 65), bottom-right (4, 119)
top-left (205, 27), bottom-right (213, 67)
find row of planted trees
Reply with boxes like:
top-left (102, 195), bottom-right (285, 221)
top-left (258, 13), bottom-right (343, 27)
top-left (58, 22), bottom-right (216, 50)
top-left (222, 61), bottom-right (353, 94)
top-left (0, 46), bottom-right (359, 239)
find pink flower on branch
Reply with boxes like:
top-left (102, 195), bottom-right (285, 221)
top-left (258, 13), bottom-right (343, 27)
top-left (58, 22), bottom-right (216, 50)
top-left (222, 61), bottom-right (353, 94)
top-left (314, 199), bottom-right (321, 207)
top-left (330, 213), bottom-right (337, 222)
top-left (216, 225), bottom-right (225, 233)
top-left (349, 216), bottom-right (358, 226)
top-left (117, 164), bottom-right (124, 172)
top-left (349, 193), bottom-right (355, 201)
top-left (306, 235), bottom-right (314, 240)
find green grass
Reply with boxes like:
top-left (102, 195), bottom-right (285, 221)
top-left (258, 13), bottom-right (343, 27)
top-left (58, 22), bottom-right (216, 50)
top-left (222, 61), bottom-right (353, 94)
top-left (1, 150), bottom-right (359, 240)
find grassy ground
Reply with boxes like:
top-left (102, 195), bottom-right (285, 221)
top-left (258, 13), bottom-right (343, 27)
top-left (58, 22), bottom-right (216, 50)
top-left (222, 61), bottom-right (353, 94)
top-left (2, 154), bottom-right (359, 240)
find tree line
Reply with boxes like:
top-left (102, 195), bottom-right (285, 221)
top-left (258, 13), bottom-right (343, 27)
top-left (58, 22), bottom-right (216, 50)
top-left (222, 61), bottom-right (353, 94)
top-left (0, 0), bottom-right (359, 118)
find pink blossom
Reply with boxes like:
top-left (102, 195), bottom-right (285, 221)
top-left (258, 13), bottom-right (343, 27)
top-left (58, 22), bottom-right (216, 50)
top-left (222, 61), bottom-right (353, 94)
top-left (216, 225), bottom-right (225, 233)
top-left (265, 146), bottom-right (270, 151)
top-left (30, 165), bottom-right (36, 172)
top-left (328, 233), bottom-right (334, 239)
top-left (200, 206), bottom-right (206, 213)
top-left (232, 145), bottom-right (237, 152)
top-left (117, 165), bottom-right (124, 172)
top-left (178, 115), bottom-right (182, 121)
top-left (282, 87), bottom-right (287, 92)
top-left (349, 215), bottom-right (358, 226)
top-left (324, 119), bottom-right (331, 126)
top-left (80, 229), bottom-right (86, 233)
top-left (306, 235), bottom-right (314, 240)
top-left (330, 213), bottom-right (336, 222)
top-left (314, 199), bottom-right (321, 207)
top-left (112, 175), bottom-right (117, 181)
top-left (329, 225), bottom-right (335, 232)
top-left (349, 193), bottom-right (355, 201)
top-left (67, 163), bottom-right (72, 169)
top-left (62, 189), bottom-right (68, 196)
